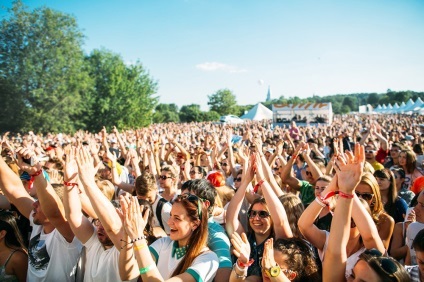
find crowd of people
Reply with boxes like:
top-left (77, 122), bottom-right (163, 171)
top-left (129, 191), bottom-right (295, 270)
top-left (0, 113), bottom-right (424, 282)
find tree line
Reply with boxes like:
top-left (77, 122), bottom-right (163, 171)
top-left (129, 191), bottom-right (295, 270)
top-left (2, 1), bottom-right (423, 133)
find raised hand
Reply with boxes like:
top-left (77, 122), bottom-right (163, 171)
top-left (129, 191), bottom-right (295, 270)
top-left (64, 147), bottom-right (78, 182)
top-left (75, 147), bottom-right (96, 186)
top-left (230, 232), bottom-right (251, 264)
top-left (261, 238), bottom-right (277, 270)
top-left (334, 143), bottom-right (365, 194)
top-left (119, 195), bottom-right (148, 240)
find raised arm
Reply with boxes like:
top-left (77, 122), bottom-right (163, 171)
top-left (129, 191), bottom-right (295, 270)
top-left (76, 147), bottom-right (123, 247)
top-left (63, 147), bottom-right (94, 244)
top-left (226, 158), bottom-right (255, 236)
top-left (279, 143), bottom-right (303, 191)
top-left (323, 143), bottom-right (365, 282)
top-left (0, 149), bottom-right (34, 219)
top-left (254, 152), bottom-right (292, 239)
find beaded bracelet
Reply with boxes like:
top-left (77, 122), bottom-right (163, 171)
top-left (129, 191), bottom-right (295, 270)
top-left (130, 236), bottom-right (146, 244)
top-left (139, 264), bottom-right (155, 275)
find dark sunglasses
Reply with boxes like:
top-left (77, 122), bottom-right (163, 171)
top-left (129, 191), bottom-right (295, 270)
top-left (361, 249), bottom-right (399, 277)
top-left (248, 210), bottom-right (270, 219)
top-left (234, 177), bottom-right (242, 182)
top-left (365, 150), bottom-right (375, 154)
top-left (176, 194), bottom-right (202, 217)
top-left (355, 191), bottom-right (374, 201)
top-left (220, 162), bottom-right (228, 166)
top-left (305, 171), bottom-right (312, 176)
top-left (159, 175), bottom-right (173, 180)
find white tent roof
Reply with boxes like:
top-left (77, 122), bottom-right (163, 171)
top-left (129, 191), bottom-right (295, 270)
top-left (412, 98), bottom-right (424, 112)
top-left (400, 99), bottom-right (415, 113)
top-left (241, 103), bottom-right (273, 120)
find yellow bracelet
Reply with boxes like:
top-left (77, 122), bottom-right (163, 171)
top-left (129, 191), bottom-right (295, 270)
top-left (134, 243), bottom-right (147, 251)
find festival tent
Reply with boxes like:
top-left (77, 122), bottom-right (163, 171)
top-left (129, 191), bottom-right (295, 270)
top-left (241, 103), bottom-right (273, 120)
top-left (399, 99), bottom-right (415, 113)
top-left (374, 105), bottom-right (382, 113)
top-left (272, 102), bottom-right (333, 124)
top-left (411, 98), bottom-right (424, 112)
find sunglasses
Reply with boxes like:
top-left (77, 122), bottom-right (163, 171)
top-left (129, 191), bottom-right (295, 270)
top-left (159, 175), bottom-right (173, 180)
top-left (234, 177), bottom-right (242, 182)
top-left (220, 162), bottom-right (228, 166)
top-left (189, 171), bottom-right (198, 175)
top-left (355, 191), bottom-right (374, 201)
top-left (248, 210), bottom-right (270, 219)
top-left (365, 150), bottom-right (376, 153)
top-left (361, 249), bottom-right (399, 277)
top-left (176, 194), bottom-right (203, 217)
top-left (305, 171), bottom-right (312, 176)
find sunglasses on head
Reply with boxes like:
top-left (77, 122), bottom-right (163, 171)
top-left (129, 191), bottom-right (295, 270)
top-left (355, 191), bottom-right (374, 201)
top-left (361, 249), bottom-right (399, 277)
top-left (234, 177), bottom-right (242, 182)
top-left (176, 194), bottom-right (203, 218)
top-left (248, 210), bottom-right (270, 219)
top-left (159, 175), bottom-right (172, 180)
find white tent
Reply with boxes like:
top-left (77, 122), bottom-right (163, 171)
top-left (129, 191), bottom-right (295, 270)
top-left (241, 103), bottom-right (273, 120)
top-left (412, 98), bottom-right (424, 112)
top-left (400, 99), bottom-right (415, 113)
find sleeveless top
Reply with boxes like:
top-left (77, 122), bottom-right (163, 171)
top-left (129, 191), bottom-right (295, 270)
top-left (0, 250), bottom-right (19, 282)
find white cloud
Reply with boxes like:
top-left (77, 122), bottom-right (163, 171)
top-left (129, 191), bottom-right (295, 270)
top-left (196, 62), bottom-right (247, 73)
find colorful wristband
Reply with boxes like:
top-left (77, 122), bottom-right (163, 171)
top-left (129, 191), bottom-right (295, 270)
top-left (237, 258), bottom-right (254, 268)
top-left (31, 169), bottom-right (43, 177)
top-left (64, 181), bottom-right (78, 187)
top-left (338, 191), bottom-right (354, 199)
top-left (139, 264), bottom-right (155, 275)
top-left (133, 243), bottom-right (147, 251)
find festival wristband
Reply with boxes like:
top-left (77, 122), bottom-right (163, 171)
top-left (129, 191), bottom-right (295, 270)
top-left (139, 264), bottom-right (155, 275)
top-left (237, 258), bottom-right (254, 268)
top-left (31, 169), bottom-right (43, 177)
top-left (133, 243), bottom-right (147, 251)
top-left (338, 191), bottom-right (354, 199)
top-left (64, 181), bottom-right (78, 187)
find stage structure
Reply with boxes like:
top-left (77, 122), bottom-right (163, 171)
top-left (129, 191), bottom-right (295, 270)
top-left (272, 102), bottom-right (333, 126)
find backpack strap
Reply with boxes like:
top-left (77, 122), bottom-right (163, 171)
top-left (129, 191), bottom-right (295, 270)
top-left (156, 197), bottom-right (168, 231)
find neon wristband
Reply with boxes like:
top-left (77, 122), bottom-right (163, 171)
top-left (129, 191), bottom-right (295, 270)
top-left (133, 243), bottom-right (147, 251)
top-left (139, 264), bottom-right (155, 275)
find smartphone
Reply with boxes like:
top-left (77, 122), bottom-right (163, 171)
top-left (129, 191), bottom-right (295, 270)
top-left (404, 207), bottom-right (414, 222)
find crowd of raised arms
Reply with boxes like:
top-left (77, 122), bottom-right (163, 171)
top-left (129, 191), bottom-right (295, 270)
top-left (1, 113), bottom-right (424, 282)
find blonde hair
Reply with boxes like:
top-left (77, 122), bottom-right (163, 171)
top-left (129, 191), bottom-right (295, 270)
top-left (359, 172), bottom-right (383, 223)
top-left (95, 180), bottom-right (115, 201)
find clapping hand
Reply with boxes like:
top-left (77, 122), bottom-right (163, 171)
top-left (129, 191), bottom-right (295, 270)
top-left (119, 195), bottom-right (149, 240)
top-left (231, 232), bottom-right (251, 264)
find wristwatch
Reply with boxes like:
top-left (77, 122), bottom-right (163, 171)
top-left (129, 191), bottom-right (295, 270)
top-left (264, 265), bottom-right (281, 278)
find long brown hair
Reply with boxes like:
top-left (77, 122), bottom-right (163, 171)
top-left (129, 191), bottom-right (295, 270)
top-left (400, 149), bottom-right (417, 174)
top-left (171, 196), bottom-right (209, 276)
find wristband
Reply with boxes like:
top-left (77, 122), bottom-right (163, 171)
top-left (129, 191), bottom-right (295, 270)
top-left (233, 263), bottom-right (247, 279)
top-left (130, 236), bottom-right (146, 244)
top-left (31, 169), bottom-right (43, 177)
top-left (133, 243), bottom-right (148, 251)
top-left (253, 180), bottom-right (264, 194)
top-left (64, 181), bottom-right (78, 187)
top-left (139, 264), bottom-right (155, 275)
top-left (338, 191), bottom-right (354, 199)
top-left (315, 197), bottom-right (327, 208)
top-left (237, 258), bottom-right (254, 268)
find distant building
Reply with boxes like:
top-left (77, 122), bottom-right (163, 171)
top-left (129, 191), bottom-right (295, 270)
top-left (266, 86), bottom-right (271, 102)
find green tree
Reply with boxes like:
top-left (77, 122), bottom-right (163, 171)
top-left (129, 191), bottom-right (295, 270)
top-left (0, 1), bottom-right (93, 132)
top-left (207, 88), bottom-right (237, 115)
top-left (153, 104), bottom-right (180, 123)
top-left (367, 93), bottom-right (380, 106)
top-left (342, 96), bottom-right (356, 111)
top-left (85, 49), bottom-right (158, 130)
top-left (201, 110), bottom-right (220, 122)
top-left (179, 104), bottom-right (203, 122)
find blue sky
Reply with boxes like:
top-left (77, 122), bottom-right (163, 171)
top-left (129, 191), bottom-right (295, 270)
top-left (2, 0), bottom-right (424, 110)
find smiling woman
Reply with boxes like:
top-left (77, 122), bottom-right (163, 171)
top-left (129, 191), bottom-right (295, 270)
top-left (119, 194), bottom-right (219, 282)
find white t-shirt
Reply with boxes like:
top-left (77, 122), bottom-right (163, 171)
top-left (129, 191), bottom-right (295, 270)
top-left (405, 222), bottom-right (424, 265)
top-left (83, 230), bottom-right (121, 282)
top-left (149, 237), bottom-right (219, 282)
top-left (28, 214), bottom-right (83, 282)
top-left (318, 231), bottom-right (366, 280)
top-left (152, 195), bottom-right (172, 234)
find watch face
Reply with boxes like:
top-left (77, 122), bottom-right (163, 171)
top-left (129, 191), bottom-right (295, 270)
top-left (270, 266), bottom-right (280, 277)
